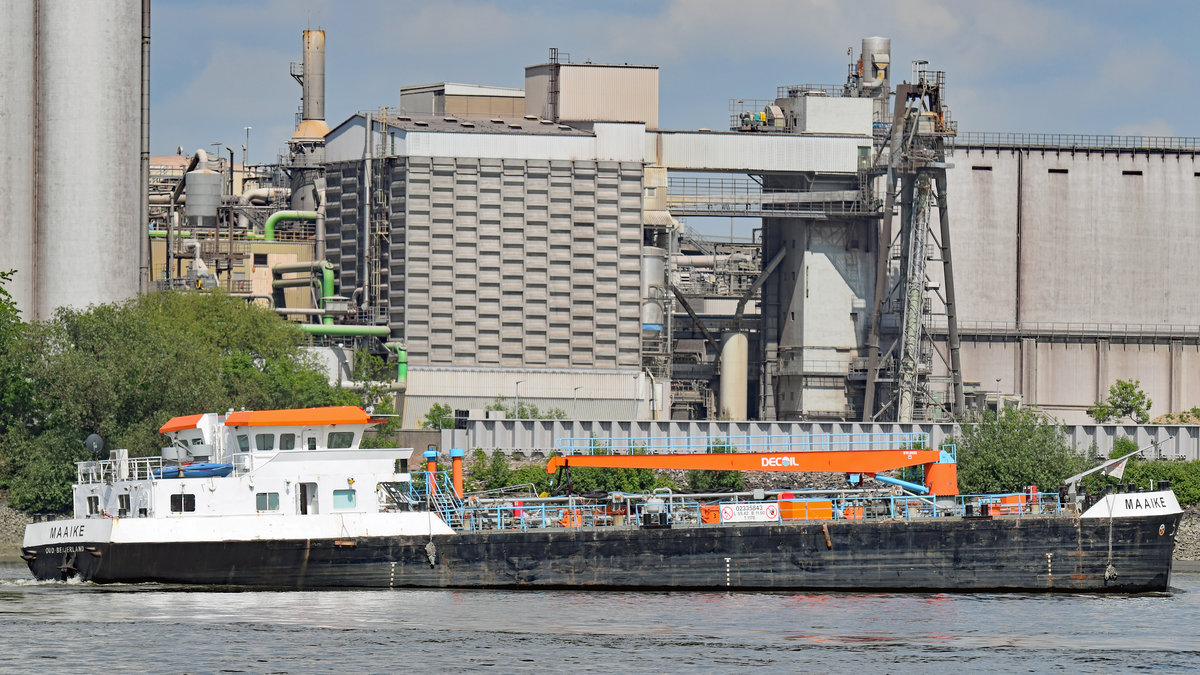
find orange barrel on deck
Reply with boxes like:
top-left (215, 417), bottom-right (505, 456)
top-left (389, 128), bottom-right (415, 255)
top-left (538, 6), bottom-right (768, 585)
top-left (449, 447), bottom-right (465, 497)
top-left (424, 449), bottom-right (438, 495)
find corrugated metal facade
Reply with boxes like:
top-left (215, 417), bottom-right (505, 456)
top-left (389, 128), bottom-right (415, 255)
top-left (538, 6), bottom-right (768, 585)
top-left (403, 367), bottom-right (642, 426)
top-left (558, 64), bottom-right (658, 128)
top-left (524, 63), bottom-right (659, 128)
top-left (648, 131), bottom-right (867, 172)
top-left (325, 154), bottom-right (644, 374)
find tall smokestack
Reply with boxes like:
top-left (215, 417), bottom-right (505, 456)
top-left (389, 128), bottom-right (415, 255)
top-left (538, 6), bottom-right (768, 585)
top-left (292, 29), bottom-right (329, 140)
top-left (288, 29), bottom-right (328, 211)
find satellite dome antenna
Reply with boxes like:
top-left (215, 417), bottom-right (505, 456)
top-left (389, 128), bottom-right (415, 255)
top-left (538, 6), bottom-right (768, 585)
top-left (85, 433), bottom-right (105, 458)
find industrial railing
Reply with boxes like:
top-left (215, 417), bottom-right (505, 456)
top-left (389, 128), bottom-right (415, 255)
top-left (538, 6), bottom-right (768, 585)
top-left (77, 457), bottom-right (165, 484)
top-left (953, 132), bottom-right (1200, 152)
top-left (930, 320), bottom-right (1200, 339)
top-left (667, 176), bottom-right (879, 218)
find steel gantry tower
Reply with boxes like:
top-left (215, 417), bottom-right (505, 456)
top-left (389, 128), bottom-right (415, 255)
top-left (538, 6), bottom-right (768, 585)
top-left (862, 67), bottom-right (965, 423)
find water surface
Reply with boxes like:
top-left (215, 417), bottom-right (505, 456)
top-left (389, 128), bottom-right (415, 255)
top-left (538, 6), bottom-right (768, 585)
top-left (2, 562), bottom-right (1197, 672)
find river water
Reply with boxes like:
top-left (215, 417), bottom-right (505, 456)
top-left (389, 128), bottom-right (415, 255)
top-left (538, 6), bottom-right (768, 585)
top-left (2, 562), bottom-right (1199, 673)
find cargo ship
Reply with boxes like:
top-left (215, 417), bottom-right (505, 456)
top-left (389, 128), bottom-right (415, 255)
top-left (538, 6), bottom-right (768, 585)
top-left (22, 406), bottom-right (1182, 592)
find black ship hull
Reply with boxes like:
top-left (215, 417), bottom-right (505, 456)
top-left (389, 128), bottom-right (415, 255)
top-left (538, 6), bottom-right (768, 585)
top-left (24, 513), bottom-right (1181, 593)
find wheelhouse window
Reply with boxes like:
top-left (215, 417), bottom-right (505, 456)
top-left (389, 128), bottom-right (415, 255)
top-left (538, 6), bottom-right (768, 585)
top-left (87, 495), bottom-right (101, 516)
top-left (236, 434), bottom-right (250, 452)
top-left (256, 492), bottom-right (280, 511)
top-left (170, 494), bottom-right (196, 513)
top-left (333, 489), bottom-right (357, 509)
top-left (327, 432), bottom-right (355, 449)
top-left (117, 494), bottom-right (130, 517)
top-left (279, 433), bottom-right (296, 450)
top-left (254, 433), bottom-right (275, 451)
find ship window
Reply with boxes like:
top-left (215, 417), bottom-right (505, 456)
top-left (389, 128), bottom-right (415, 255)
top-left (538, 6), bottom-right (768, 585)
top-left (256, 492), bottom-right (280, 511)
top-left (87, 495), bottom-right (100, 516)
top-left (255, 433), bottom-right (275, 451)
top-left (170, 494), bottom-right (196, 513)
top-left (236, 434), bottom-right (250, 452)
top-left (279, 433), bottom-right (296, 450)
top-left (191, 438), bottom-right (204, 445)
top-left (306, 436), bottom-right (317, 450)
top-left (333, 489), bottom-right (357, 509)
top-left (328, 431), bottom-right (355, 449)
top-left (118, 494), bottom-right (130, 518)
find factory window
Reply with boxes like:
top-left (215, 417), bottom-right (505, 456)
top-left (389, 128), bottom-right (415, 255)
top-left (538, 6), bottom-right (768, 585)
top-left (333, 489), bottom-right (357, 509)
top-left (1048, 168), bottom-right (1068, 174)
top-left (255, 433), bottom-right (275, 451)
top-left (170, 494), bottom-right (196, 513)
top-left (253, 253), bottom-right (268, 267)
top-left (327, 431), bottom-right (355, 449)
top-left (1122, 170), bottom-right (1143, 176)
top-left (971, 165), bottom-right (992, 171)
top-left (256, 492), bottom-right (280, 511)
top-left (279, 433), bottom-right (296, 450)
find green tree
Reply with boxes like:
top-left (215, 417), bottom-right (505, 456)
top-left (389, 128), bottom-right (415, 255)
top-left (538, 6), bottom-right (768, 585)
top-left (954, 407), bottom-right (1095, 494)
top-left (420, 403), bottom-right (456, 430)
top-left (0, 270), bottom-right (27, 483)
top-left (345, 348), bottom-right (402, 448)
top-left (485, 396), bottom-right (567, 420)
top-left (0, 291), bottom-right (352, 512)
top-left (1088, 379), bottom-right (1152, 424)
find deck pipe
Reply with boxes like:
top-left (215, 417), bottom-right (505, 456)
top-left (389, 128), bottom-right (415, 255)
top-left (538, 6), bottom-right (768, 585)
top-left (873, 474), bottom-right (930, 495)
top-left (424, 449), bottom-right (439, 496)
top-left (450, 448), bottom-right (465, 498)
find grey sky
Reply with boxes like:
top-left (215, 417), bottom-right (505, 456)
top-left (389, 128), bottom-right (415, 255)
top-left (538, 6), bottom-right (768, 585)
top-left (151, 0), bottom-right (1196, 163)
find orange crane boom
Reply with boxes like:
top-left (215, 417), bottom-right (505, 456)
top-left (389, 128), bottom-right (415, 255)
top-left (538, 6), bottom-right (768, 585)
top-left (545, 448), bottom-right (942, 474)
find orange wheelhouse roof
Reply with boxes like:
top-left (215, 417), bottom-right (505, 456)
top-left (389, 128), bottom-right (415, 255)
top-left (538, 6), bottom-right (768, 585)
top-left (160, 414), bottom-right (206, 434)
top-left (224, 406), bottom-right (374, 428)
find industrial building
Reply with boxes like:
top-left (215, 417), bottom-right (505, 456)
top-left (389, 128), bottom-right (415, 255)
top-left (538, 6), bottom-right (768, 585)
top-left (1, 18), bottom-right (1198, 428)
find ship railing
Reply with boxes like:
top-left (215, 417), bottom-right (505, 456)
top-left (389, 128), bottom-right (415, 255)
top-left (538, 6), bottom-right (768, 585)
top-left (954, 492), bottom-right (1067, 518)
top-left (555, 431), bottom-right (931, 457)
top-left (444, 489), bottom-right (1069, 533)
top-left (77, 456), bottom-right (165, 484)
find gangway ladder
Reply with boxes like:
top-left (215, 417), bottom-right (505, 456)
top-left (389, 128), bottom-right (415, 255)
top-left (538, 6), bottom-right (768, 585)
top-left (428, 479), bottom-right (466, 529)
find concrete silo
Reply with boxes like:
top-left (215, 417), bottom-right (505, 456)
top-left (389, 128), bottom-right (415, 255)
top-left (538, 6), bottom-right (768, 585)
top-left (0, 0), bottom-right (36, 314)
top-left (35, 0), bottom-right (142, 318)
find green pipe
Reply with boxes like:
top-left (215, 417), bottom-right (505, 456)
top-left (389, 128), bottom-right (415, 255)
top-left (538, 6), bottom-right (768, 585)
top-left (149, 230), bottom-right (194, 237)
top-left (321, 264), bottom-right (336, 326)
top-left (265, 210), bottom-right (319, 241)
top-left (386, 341), bottom-right (408, 390)
top-left (297, 324), bottom-right (390, 337)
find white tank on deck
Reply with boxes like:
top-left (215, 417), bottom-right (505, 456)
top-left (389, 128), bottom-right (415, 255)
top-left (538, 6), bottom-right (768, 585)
top-left (36, 0), bottom-right (141, 318)
top-left (719, 332), bottom-right (748, 419)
